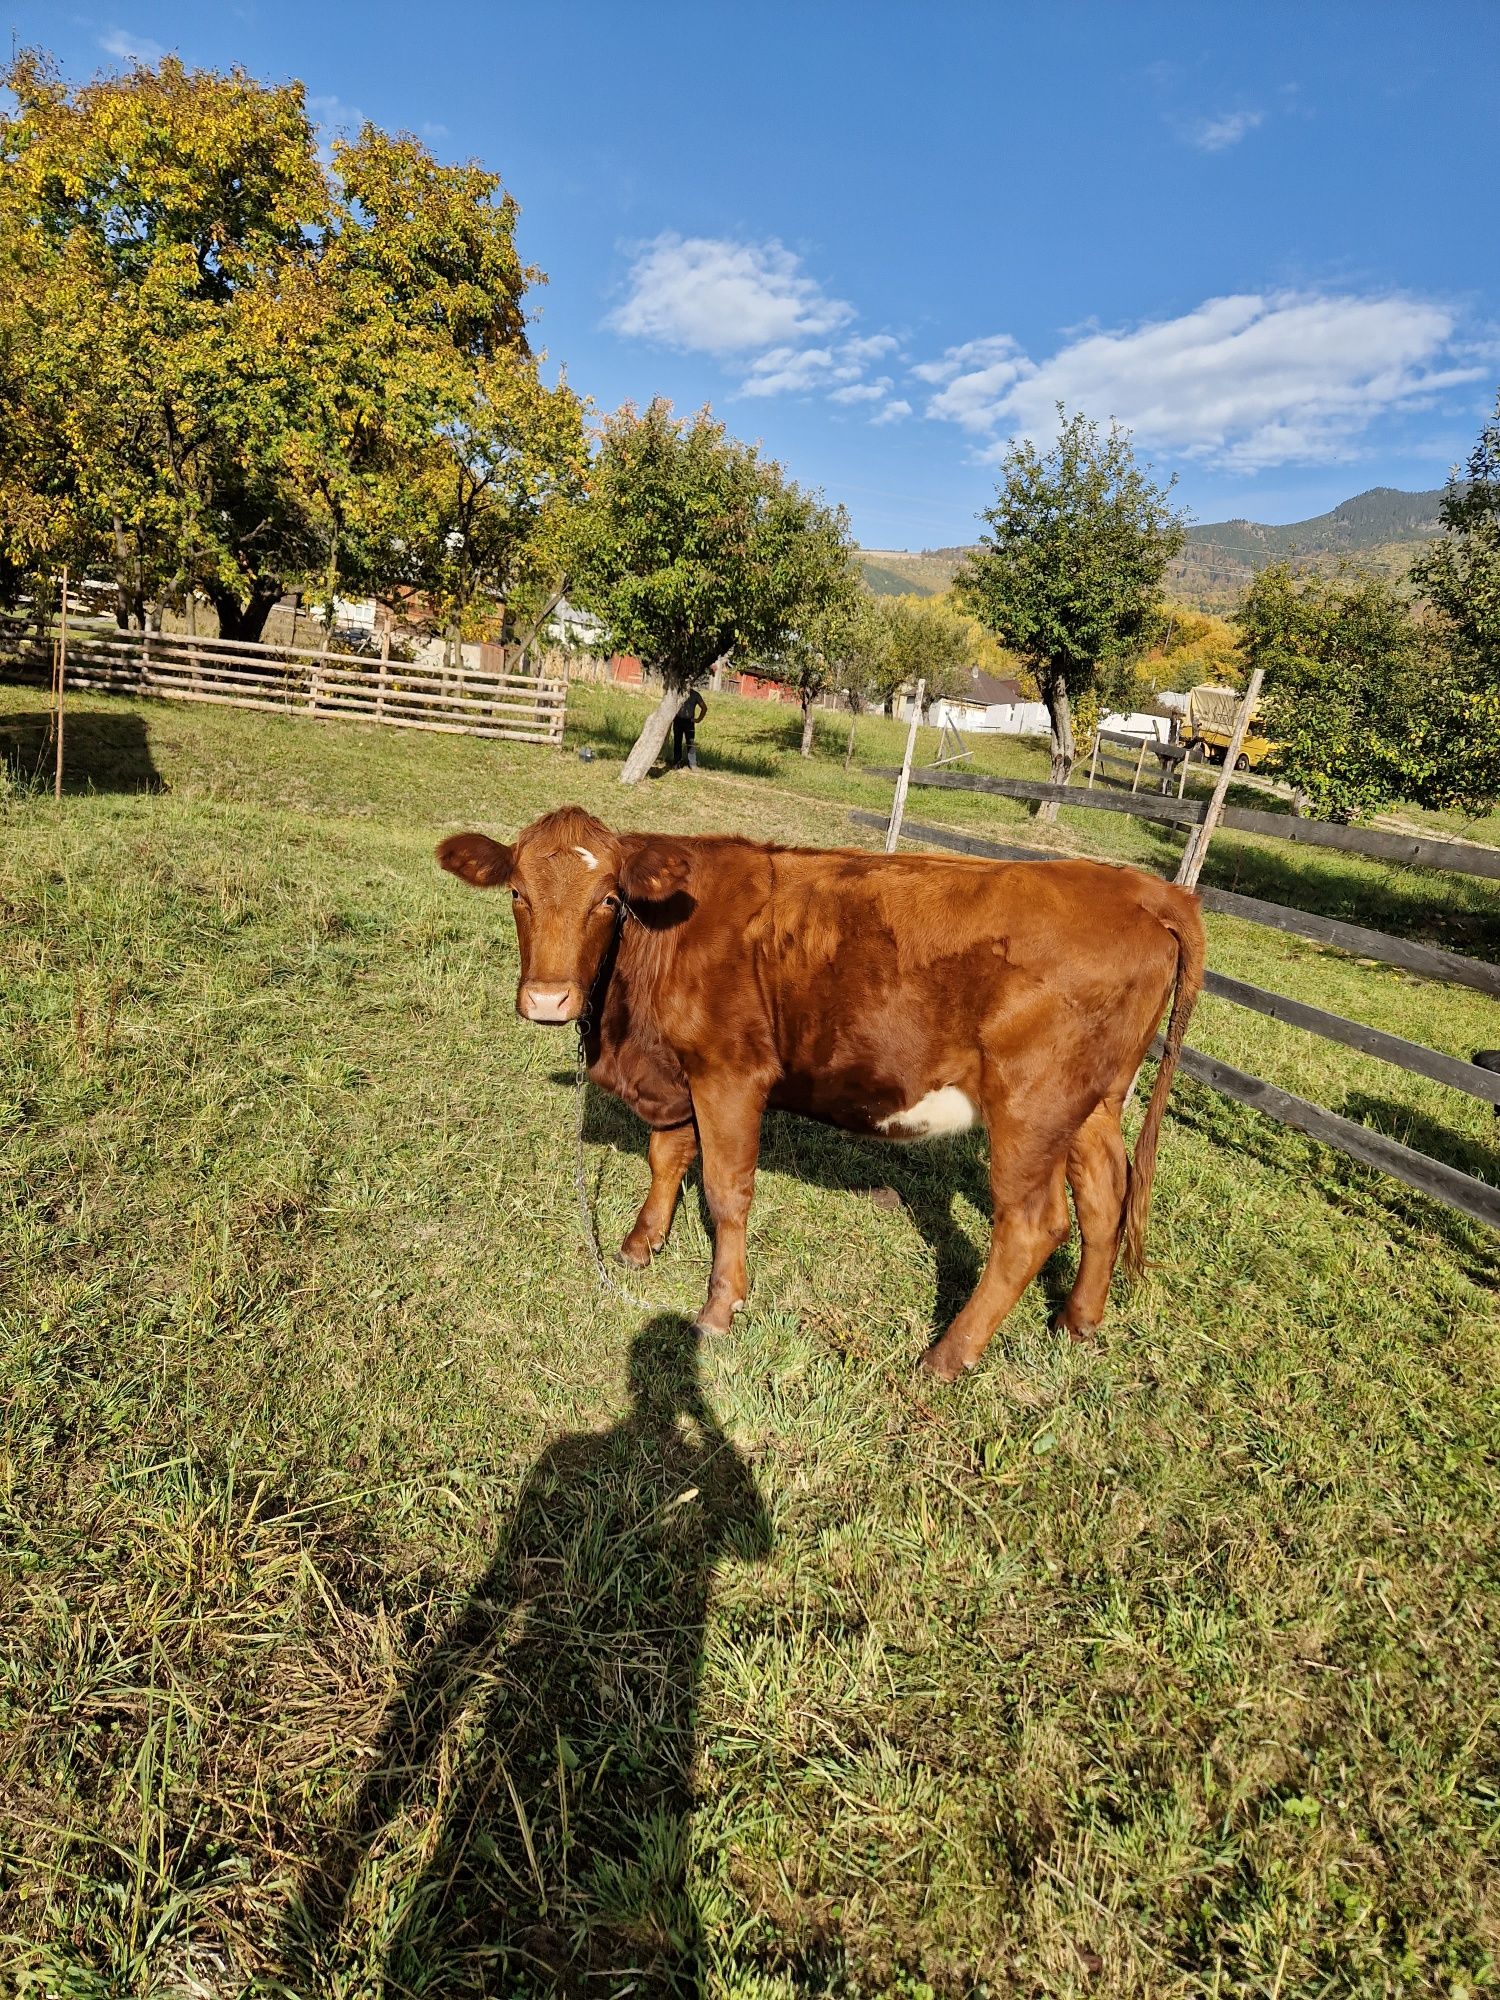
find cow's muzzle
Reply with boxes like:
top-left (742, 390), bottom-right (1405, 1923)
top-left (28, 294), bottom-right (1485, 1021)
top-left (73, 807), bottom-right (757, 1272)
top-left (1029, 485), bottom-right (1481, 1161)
top-left (518, 981), bottom-right (582, 1024)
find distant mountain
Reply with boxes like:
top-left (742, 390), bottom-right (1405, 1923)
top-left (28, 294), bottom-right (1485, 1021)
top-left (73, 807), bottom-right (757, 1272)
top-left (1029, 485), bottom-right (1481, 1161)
top-left (858, 548), bottom-right (971, 598)
top-left (857, 486), bottom-right (1448, 613)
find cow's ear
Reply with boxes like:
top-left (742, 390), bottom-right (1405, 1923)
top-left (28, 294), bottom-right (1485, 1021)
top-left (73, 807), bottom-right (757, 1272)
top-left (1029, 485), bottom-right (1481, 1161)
top-left (436, 832), bottom-right (514, 888)
top-left (620, 839), bottom-right (690, 905)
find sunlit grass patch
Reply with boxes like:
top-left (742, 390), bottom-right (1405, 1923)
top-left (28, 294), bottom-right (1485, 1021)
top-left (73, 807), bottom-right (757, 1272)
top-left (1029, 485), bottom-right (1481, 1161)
top-left (1, 681), bottom-right (1497, 1996)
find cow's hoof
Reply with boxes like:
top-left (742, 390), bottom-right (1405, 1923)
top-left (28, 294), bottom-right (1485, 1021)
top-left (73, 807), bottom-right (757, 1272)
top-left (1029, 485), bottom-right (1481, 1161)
top-left (693, 1298), bottom-right (743, 1337)
top-left (616, 1237), bottom-right (652, 1270)
top-left (1053, 1314), bottom-right (1099, 1345)
top-left (919, 1342), bottom-right (968, 1383)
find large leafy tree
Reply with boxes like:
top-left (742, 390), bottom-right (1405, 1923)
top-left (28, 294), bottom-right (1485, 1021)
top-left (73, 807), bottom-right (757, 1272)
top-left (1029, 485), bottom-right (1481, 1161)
top-left (1408, 391), bottom-right (1500, 814)
top-left (1, 51), bottom-right (328, 635)
top-left (955, 410), bottom-right (1184, 814)
top-left (1241, 563), bottom-right (1421, 821)
top-left (0, 49), bottom-right (581, 645)
top-left (315, 129), bottom-right (586, 660)
top-left (567, 399), bottom-right (853, 783)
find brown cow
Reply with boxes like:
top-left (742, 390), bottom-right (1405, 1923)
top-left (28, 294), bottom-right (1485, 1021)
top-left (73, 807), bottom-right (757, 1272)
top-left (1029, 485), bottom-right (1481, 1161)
top-left (438, 807), bottom-right (1205, 1379)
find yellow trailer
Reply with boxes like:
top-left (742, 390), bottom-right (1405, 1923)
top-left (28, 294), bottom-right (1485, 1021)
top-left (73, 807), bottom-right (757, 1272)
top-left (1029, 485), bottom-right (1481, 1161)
top-left (1184, 684), bottom-right (1278, 770)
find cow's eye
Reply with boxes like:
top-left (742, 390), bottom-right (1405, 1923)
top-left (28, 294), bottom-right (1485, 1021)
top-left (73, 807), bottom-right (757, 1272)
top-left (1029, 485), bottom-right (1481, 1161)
top-left (510, 888), bottom-right (526, 906)
top-left (600, 893), bottom-right (620, 914)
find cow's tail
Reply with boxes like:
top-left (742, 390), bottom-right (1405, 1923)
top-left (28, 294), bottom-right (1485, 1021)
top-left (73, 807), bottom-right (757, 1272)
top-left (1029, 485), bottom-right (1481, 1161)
top-left (1122, 889), bottom-right (1206, 1280)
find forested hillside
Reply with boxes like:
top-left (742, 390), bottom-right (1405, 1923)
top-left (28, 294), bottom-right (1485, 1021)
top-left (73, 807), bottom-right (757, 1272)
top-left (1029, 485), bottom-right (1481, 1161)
top-left (859, 486), bottom-right (1448, 611)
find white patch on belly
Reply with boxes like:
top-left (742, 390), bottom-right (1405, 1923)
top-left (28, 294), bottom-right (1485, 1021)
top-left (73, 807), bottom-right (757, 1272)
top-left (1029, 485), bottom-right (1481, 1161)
top-left (877, 1086), bottom-right (977, 1141)
top-left (574, 845), bottom-right (598, 869)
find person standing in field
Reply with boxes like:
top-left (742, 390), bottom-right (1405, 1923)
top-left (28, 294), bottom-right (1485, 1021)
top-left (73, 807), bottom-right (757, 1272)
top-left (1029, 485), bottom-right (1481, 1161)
top-left (672, 686), bottom-right (707, 769)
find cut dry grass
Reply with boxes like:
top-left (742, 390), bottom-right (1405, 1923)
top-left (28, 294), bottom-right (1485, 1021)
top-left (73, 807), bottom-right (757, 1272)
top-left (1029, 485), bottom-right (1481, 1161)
top-left (1, 683), bottom-right (1497, 1998)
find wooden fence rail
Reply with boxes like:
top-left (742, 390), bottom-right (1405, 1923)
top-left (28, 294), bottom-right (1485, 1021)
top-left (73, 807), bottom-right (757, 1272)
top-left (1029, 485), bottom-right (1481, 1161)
top-left (1172, 1046), bottom-right (1500, 1233)
top-left (0, 616), bottom-right (567, 745)
top-left (848, 809), bottom-right (1500, 1000)
top-left (865, 763), bottom-right (1500, 883)
top-left (849, 807), bottom-right (1500, 1232)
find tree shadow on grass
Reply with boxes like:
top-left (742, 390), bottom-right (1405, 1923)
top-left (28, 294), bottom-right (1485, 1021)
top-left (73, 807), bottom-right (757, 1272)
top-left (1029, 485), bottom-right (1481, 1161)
top-left (568, 1083), bottom-right (1076, 1341)
top-left (1340, 1089), bottom-right (1500, 1187)
top-left (565, 700), bottom-right (798, 784)
top-left (0, 708), bottom-right (164, 794)
top-left (1130, 816), bottom-right (1500, 964)
top-left (1167, 1075), bottom-right (1500, 1290)
top-left (283, 1316), bottom-right (770, 1999)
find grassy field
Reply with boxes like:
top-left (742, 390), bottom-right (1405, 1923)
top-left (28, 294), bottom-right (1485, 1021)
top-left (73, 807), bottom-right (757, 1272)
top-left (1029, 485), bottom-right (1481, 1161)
top-left (2, 681), bottom-right (1498, 1999)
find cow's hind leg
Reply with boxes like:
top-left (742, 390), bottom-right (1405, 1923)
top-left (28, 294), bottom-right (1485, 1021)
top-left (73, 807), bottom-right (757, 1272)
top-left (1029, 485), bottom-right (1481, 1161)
top-left (1059, 1104), bottom-right (1128, 1340)
top-left (922, 1137), bottom-right (1071, 1382)
top-left (619, 1121), bottom-right (699, 1269)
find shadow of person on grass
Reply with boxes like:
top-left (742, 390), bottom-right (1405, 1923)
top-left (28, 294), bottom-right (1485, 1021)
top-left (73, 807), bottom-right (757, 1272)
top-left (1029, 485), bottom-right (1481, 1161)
top-left (0, 708), bottom-right (164, 793)
top-left (285, 1316), bottom-right (770, 1999)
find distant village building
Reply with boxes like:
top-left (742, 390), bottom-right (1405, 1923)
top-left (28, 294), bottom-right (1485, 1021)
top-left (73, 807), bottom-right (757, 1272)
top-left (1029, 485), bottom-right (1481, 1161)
top-left (905, 665), bottom-right (1051, 735)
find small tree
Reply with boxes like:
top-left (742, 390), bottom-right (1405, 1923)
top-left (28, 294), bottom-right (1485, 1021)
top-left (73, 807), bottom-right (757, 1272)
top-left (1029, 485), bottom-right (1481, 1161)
top-left (1240, 563), bottom-right (1419, 822)
top-left (867, 594), bottom-right (973, 717)
top-left (955, 409), bottom-right (1184, 816)
top-left (567, 400), bottom-right (853, 783)
top-left (1408, 390), bottom-right (1500, 814)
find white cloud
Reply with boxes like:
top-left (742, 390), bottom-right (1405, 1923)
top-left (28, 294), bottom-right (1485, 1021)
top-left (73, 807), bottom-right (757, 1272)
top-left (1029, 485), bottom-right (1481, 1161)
top-left (1187, 108), bottom-right (1264, 152)
top-left (100, 28), bottom-right (168, 64)
top-left (840, 333), bottom-right (900, 364)
top-left (917, 292), bottom-right (1489, 470)
top-left (307, 93), bottom-right (367, 133)
top-left (610, 234), bottom-right (852, 356)
top-left (911, 333), bottom-right (1021, 386)
top-left (740, 346), bottom-right (837, 397)
top-left (421, 121), bottom-right (450, 142)
top-left (871, 399), bottom-right (912, 426)
top-left (830, 378), bottom-right (893, 405)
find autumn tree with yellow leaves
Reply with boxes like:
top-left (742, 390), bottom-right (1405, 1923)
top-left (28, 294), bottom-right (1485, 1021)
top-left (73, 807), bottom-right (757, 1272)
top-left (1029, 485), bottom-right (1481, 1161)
top-left (0, 49), bottom-right (585, 643)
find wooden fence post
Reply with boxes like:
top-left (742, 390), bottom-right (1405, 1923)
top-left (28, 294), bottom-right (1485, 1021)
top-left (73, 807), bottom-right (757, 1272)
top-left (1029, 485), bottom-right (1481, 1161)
top-left (885, 678), bottom-right (926, 853)
top-left (53, 567), bottom-right (69, 800)
top-left (1175, 668), bottom-right (1264, 890)
top-left (376, 627), bottom-right (390, 721)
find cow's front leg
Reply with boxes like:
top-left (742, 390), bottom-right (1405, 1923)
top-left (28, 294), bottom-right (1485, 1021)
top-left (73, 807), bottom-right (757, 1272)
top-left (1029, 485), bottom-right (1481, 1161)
top-left (619, 1121), bottom-right (699, 1268)
top-left (686, 1079), bottom-right (766, 1334)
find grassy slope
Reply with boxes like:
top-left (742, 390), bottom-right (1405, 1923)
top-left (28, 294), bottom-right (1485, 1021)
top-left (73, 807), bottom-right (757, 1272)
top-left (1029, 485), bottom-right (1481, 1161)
top-left (2, 684), bottom-right (1498, 1998)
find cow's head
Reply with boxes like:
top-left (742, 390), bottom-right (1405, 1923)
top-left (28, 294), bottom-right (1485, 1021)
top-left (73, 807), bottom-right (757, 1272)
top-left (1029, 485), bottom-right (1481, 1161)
top-left (436, 807), bottom-right (690, 1024)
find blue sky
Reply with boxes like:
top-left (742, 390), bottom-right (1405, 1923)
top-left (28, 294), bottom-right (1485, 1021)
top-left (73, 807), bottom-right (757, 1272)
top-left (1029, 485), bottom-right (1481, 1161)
top-left (22, 1), bottom-right (1500, 548)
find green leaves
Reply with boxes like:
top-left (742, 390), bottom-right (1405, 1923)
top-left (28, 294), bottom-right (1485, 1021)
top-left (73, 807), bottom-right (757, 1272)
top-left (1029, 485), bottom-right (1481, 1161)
top-left (1244, 540), bottom-right (1500, 822)
top-left (954, 409), bottom-right (1185, 701)
top-left (566, 399), bottom-right (851, 690)
top-left (0, 47), bottom-right (580, 644)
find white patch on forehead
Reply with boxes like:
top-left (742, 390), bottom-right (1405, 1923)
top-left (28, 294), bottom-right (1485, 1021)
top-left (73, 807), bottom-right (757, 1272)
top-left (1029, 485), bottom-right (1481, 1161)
top-left (574, 846), bottom-right (598, 869)
top-left (877, 1086), bottom-right (977, 1142)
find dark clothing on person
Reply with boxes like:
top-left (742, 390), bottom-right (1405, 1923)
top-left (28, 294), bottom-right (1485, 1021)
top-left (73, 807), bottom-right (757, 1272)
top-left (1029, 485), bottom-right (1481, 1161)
top-left (672, 689), bottom-right (707, 769)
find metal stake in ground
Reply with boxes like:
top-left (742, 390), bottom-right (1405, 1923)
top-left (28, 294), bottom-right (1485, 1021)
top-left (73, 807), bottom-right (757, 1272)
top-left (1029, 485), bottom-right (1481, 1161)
top-left (53, 567), bottom-right (69, 801)
top-left (1175, 667), bottom-right (1264, 891)
top-left (884, 677), bottom-right (926, 853)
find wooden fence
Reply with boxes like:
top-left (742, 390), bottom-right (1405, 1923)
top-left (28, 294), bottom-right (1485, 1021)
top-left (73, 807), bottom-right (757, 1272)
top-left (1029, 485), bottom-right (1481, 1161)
top-left (0, 614), bottom-right (567, 745)
top-left (851, 767), bottom-right (1500, 1232)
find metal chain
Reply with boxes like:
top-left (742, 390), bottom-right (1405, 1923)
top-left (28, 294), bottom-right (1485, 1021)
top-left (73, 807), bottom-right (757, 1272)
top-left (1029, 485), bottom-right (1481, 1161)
top-left (573, 1018), bottom-right (676, 1312)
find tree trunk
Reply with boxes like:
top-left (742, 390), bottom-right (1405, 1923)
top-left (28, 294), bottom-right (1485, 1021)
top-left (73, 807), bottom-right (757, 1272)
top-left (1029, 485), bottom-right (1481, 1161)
top-left (844, 693), bottom-right (860, 771)
top-left (208, 585), bottom-right (279, 645)
top-left (620, 684), bottom-right (682, 786)
top-left (800, 694), bottom-right (815, 757)
top-left (111, 514), bottom-right (140, 630)
top-left (1035, 674), bottom-right (1075, 824)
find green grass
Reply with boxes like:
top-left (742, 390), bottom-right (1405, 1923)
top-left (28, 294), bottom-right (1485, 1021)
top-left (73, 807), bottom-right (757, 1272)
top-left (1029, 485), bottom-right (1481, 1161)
top-left (2, 682), bottom-right (1498, 1998)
